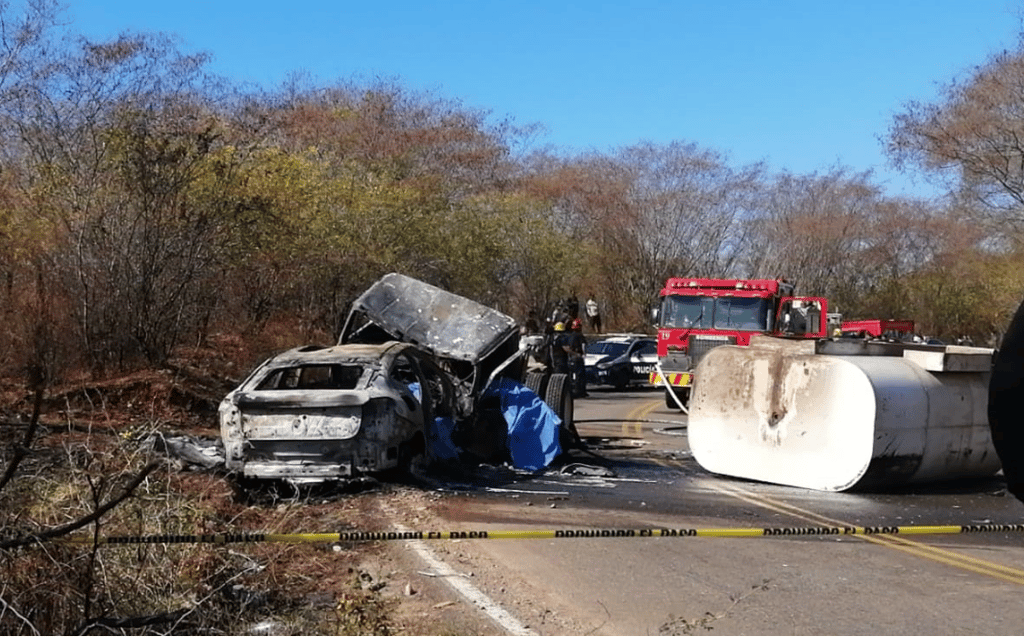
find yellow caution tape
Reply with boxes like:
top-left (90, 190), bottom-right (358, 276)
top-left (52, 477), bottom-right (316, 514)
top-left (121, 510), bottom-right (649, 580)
top-left (50, 523), bottom-right (1024, 546)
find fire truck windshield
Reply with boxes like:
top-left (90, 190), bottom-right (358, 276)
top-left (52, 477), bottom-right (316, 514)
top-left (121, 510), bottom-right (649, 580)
top-left (661, 295), bottom-right (772, 332)
top-left (661, 296), bottom-right (714, 329)
top-left (713, 297), bottom-right (772, 331)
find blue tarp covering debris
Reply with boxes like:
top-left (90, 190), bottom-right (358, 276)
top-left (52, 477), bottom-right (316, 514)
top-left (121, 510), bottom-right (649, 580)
top-left (484, 377), bottom-right (562, 471)
top-left (413, 378), bottom-right (562, 471)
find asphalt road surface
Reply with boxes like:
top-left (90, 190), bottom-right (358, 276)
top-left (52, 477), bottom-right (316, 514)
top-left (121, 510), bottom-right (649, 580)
top-left (418, 386), bottom-right (1024, 635)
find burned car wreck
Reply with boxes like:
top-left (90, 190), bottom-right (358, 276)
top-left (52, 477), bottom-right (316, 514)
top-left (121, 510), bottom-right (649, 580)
top-left (220, 273), bottom-right (575, 484)
top-left (220, 341), bottom-right (455, 481)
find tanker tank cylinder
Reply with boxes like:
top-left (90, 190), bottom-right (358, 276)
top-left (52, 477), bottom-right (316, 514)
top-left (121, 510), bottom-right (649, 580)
top-left (689, 335), bottom-right (1000, 492)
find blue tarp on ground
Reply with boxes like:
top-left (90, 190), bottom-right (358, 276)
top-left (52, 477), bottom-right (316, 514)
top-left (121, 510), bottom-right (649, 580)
top-left (484, 377), bottom-right (562, 471)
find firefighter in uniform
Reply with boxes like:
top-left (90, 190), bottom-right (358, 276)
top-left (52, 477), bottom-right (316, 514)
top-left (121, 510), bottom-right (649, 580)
top-left (550, 322), bottom-right (570, 375)
top-left (567, 318), bottom-right (588, 398)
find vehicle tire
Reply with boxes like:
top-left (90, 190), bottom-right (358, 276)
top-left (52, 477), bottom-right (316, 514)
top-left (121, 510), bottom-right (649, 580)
top-left (990, 295), bottom-right (1024, 504)
top-left (404, 432), bottom-right (425, 463)
top-left (525, 370), bottom-right (548, 398)
top-left (665, 386), bottom-right (690, 409)
top-left (545, 373), bottom-right (579, 450)
top-left (397, 440), bottom-right (415, 470)
top-left (386, 434), bottom-right (424, 482)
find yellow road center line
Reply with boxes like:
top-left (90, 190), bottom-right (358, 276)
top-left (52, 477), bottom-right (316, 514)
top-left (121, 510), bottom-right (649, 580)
top-left (710, 482), bottom-right (1024, 585)
top-left (621, 398), bottom-right (661, 436)
top-left (717, 483), bottom-right (1024, 573)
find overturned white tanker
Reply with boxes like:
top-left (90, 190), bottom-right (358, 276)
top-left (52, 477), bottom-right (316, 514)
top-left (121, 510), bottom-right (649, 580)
top-left (688, 335), bottom-right (1000, 491)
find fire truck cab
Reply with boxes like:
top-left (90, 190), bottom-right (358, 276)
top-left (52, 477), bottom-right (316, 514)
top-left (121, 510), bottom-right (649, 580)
top-left (651, 277), bottom-right (828, 408)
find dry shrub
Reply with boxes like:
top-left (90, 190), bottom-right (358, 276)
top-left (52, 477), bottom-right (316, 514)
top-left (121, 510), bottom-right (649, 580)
top-left (0, 271), bottom-right (81, 385)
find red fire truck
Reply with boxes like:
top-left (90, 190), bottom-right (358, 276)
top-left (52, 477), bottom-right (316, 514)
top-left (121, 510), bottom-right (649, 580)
top-left (650, 277), bottom-right (828, 409)
top-left (839, 318), bottom-right (915, 339)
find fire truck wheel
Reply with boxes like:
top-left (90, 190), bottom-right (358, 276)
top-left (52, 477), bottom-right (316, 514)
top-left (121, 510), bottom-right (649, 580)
top-left (665, 386), bottom-right (689, 409)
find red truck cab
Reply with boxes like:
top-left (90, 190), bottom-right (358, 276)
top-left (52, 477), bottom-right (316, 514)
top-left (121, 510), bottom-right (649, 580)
top-left (651, 277), bottom-right (827, 408)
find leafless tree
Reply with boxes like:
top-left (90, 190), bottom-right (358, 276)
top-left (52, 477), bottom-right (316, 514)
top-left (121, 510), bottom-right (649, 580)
top-left (4, 30), bottom-right (234, 367)
top-left (888, 36), bottom-right (1024, 223)
top-left (615, 141), bottom-right (764, 318)
top-left (739, 167), bottom-right (883, 305)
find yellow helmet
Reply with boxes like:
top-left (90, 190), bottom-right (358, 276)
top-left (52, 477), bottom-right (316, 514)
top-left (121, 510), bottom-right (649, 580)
top-left (554, 322), bottom-right (566, 331)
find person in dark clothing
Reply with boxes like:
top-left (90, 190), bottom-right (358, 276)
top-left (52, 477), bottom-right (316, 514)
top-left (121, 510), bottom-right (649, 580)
top-left (549, 322), bottom-right (570, 375)
top-left (567, 294), bottom-right (580, 320)
top-left (550, 301), bottom-right (568, 326)
top-left (567, 318), bottom-right (588, 398)
top-left (524, 309), bottom-right (540, 334)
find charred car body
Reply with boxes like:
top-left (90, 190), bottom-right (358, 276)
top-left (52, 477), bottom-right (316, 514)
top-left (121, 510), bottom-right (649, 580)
top-left (220, 342), bottom-right (455, 481)
top-left (220, 273), bottom-right (575, 483)
top-left (339, 273), bottom-right (576, 457)
top-left (339, 273), bottom-right (523, 421)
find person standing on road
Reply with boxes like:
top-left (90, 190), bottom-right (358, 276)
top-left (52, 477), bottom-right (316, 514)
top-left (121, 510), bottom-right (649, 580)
top-left (550, 322), bottom-right (570, 376)
top-left (567, 318), bottom-right (588, 398)
top-left (585, 295), bottom-right (601, 333)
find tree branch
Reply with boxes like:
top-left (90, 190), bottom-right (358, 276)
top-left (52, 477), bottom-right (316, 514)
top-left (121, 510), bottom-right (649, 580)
top-left (0, 371), bottom-right (45, 494)
top-left (0, 460), bottom-right (162, 550)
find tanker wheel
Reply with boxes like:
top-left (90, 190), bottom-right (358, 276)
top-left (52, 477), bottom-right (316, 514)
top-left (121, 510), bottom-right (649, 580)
top-left (990, 295), bottom-right (1024, 504)
top-left (525, 370), bottom-right (548, 397)
top-left (545, 373), bottom-right (579, 450)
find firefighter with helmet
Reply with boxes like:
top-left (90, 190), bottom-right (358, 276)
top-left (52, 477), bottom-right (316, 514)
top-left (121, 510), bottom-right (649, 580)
top-left (550, 322), bottom-right (570, 375)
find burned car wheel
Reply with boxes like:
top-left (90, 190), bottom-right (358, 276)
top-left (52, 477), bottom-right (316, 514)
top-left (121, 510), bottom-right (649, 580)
top-left (389, 432), bottom-right (426, 478)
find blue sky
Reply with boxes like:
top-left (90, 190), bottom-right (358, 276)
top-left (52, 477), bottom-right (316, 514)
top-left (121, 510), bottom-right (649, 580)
top-left (68, 1), bottom-right (1022, 197)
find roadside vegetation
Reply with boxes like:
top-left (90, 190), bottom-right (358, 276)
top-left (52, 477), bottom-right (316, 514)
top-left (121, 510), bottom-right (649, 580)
top-left (5, 0), bottom-right (1024, 633)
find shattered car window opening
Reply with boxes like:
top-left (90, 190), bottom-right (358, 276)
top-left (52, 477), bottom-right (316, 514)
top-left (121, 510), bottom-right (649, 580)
top-left (256, 364), bottom-right (365, 391)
